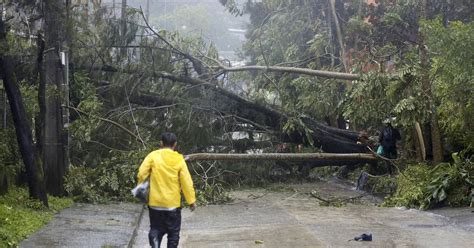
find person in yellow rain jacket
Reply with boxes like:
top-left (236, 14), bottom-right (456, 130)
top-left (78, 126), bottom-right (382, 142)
top-left (136, 132), bottom-right (196, 248)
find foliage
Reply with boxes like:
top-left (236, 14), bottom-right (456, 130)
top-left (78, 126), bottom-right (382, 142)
top-left (190, 159), bottom-right (326, 205)
top-left (424, 19), bottom-right (474, 148)
top-left (366, 175), bottom-right (398, 195)
top-left (190, 160), bottom-right (284, 205)
top-left (384, 152), bottom-right (473, 209)
top-left (2, 0), bottom-right (473, 212)
top-left (233, 0), bottom-right (350, 127)
top-left (64, 150), bottom-right (147, 203)
top-left (195, 182), bottom-right (232, 206)
top-left (0, 129), bottom-right (21, 193)
top-left (0, 187), bottom-right (72, 247)
top-left (191, 161), bottom-right (232, 205)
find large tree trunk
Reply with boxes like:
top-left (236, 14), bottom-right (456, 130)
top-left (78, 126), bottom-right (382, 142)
top-left (220, 65), bottom-right (358, 80)
top-left (36, 33), bottom-right (46, 166)
top-left (186, 152), bottom-right (376, 162)
top-left (43, 0), bottom-right (67, 195)
top-left (419, 0), bottom-right (443, 165)
top-left (0, 17), bottom-right (48, 206)
top-left (430, 113), bottom-right (443, 163)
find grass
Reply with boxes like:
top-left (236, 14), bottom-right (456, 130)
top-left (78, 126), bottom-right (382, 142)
top-left (0, 187), bottom-right (73, 247)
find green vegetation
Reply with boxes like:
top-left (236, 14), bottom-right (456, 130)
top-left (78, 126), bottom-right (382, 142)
top-left (1, 0), bottom-right (472, 228)
top-left (0, 188), bottom-right (73, 247)
top-left (384, 153), bottom-right (473, 209)
top-left (64, 150), bottom-right (146, 203)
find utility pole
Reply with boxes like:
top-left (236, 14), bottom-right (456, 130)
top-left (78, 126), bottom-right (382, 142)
top-left (146, 0), bottom-right (150, 22)
top-left (113, 0), bottom-right (116, 17)
top-left (61, 50), bottom-right (70, 172)
top-left (42, 0), bottom-right (67, 195)
top-left (120, 0), bottom-right (127, 57)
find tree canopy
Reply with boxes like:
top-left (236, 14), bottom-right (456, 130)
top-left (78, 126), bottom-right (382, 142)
top-left (0, 0), bottom-right (472, 208)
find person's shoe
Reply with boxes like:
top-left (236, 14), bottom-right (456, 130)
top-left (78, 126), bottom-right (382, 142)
top-left (354, 233), bottom-right (372, 241)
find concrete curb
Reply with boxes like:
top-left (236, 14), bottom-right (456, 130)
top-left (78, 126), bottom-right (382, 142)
top-left (128, 204), bottom-right (147, 248)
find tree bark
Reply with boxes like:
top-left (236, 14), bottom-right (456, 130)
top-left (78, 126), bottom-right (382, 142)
top-left (36, 33), bottom-right (46, 163)
top-left (0, 17), bottom-right (48, 206)
top-left (430, 112), bottom-right (443, 164)
top-left (419, 0), bottom-right (443, 165)
top-left (220, 65), bottom-right (358, 80)
top-left (43, 0), bottom-right (67, 195)
top-left (185, 152), bottom-right (376, 162)
top-left (414, 121), bottom-right (426, 161)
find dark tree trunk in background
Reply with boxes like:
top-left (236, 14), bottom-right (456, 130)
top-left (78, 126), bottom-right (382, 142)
top-left (36, 33), bottom-right (46, 162)
top-left (43, 0), bottom-right (67, 195)
top-left (0, 18), bottom-right (48, 206)
top-left (419, 0), bottom-right (443, 165)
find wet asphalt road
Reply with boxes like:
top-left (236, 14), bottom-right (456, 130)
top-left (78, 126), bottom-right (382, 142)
top-left (20, 181), bottom-right (473, 248)
top-left (132, 182), bottom-right (474, 248)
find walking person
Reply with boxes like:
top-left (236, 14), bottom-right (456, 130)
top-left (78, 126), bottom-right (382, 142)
top-left (136, 132), bottom-right (196, 248)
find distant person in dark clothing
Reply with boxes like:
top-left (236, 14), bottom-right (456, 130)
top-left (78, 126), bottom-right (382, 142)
top-left (379, 118), bottom-right (401, 159)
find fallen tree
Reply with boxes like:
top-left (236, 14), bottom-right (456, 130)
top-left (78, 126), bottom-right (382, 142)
top-left (185, 152), bottom-right (376, 162)
top-left (219, 65), bottom-right (359, 81)
top-left (185, 152), bottom-right (377, 170)
top-left (85, 64), bottom-right (367, 154)
top-left (77, 10), bottom-right (366, 156)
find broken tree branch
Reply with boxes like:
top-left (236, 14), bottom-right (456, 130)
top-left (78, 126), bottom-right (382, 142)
top-left (185, 152), bottom-right (376, 162)
top-left (219, 65), bottom-right (359, 80)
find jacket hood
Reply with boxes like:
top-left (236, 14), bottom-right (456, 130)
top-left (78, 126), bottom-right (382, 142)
top-left (158, 148), bottom-right (184, 167)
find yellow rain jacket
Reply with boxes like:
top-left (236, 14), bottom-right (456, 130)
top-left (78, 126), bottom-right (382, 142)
top-left (137, 148), bottom-right (196, 208)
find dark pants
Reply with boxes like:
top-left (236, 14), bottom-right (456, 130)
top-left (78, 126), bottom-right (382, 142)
top-left (383, 146), bottom-right (398, 159)
top-left (148, 208), bottom-right (181, 248)
top-left (382, 146), bottom-right (397, 174)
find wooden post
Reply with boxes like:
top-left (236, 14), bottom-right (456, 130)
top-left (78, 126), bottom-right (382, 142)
top-left (414, 121), bottom-right (426, 161)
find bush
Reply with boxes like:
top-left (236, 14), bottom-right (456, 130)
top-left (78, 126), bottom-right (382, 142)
top-left (384, 152), bottom-right (473, 210)
top-left (0, 187), bottom-right (73, 247)
top-left (64, 151), bottom-right (144, 203)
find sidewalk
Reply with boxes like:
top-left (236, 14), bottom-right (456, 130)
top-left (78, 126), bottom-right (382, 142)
top-left (20, 203), bottom-right (143, 248)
